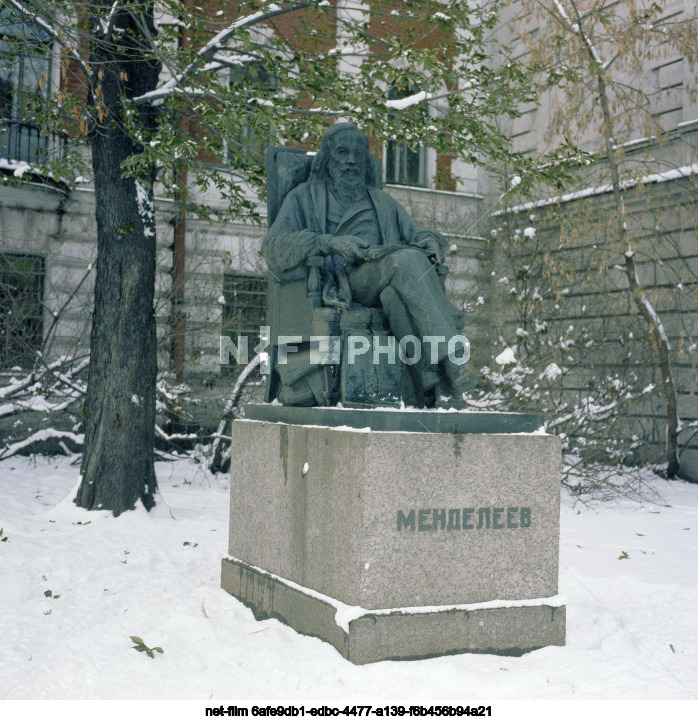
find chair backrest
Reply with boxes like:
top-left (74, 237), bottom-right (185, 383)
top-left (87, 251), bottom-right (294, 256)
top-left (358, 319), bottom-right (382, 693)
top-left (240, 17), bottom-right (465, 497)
top-left (265, 147), bottom-right (314, 227)
top-left (265, 146), bottom-right (383, 226)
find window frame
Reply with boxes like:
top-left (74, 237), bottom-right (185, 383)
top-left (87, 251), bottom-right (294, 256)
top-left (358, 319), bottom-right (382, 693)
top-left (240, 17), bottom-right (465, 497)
top-left (383, 81), bottom-right (429, 188)
top-left (0, 252), bottom-right (45, 370)
top-left (0, 9), bottom-right (55, 164)
top-left (385, 139), bottom-right (428, 188)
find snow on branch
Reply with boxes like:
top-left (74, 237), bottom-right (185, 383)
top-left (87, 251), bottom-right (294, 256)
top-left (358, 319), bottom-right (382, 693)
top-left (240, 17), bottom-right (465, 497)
top-left (97, 0), bottom-right (122, 38)
top-left (627, 255), bottom-right (672, 350)
top-left (0, 357), bottom-right (70, 400)
top-left (0, 428), bottom-right (84, 460)
top-left (133, 1), bottom-right (320, 105)
top-left (383, 82), bottom-right (473, 111)
top-left (0, 394), bottom-right (76, 420)
top-left (551, 0), bottom-right (609, 70)
top-left (552, 0), bottom-right (574, 29)
top-left (0, 353), bottom-right (88, 427)
top-left (385, 90), bottom-right (435, 110)
top-left (208, 354), bottom-right (261, 472)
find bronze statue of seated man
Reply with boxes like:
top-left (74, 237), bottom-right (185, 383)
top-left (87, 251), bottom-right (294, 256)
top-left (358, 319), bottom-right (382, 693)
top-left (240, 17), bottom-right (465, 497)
top-left (262, 123), bottom-right (475, 407)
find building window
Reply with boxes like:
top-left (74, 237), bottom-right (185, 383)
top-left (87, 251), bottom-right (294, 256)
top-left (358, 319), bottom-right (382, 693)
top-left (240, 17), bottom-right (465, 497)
top-left (221, 272), bottom-right (266, 374)
top-left (385, 83), bottom-right (427, 187)
top-left (0, 253), bottom-right (44, 369)
top-left (386, 140), bottom-right (427, 187)
top-left (0, 9), bottom-right (54, 164)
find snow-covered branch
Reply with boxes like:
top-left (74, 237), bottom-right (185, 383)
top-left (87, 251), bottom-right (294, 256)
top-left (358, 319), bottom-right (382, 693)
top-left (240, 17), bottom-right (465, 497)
top-left (208, 354), bottom-right (261, 473)
top-left (385, 90), bottom-right (435, 110)
top-left (132, 1), bottom-right (321, 105)
top-left (623, 250), bottom-right (679, 474)
top-left (0, 428), bottom-right (83, 460)
top-left (0, 357), bottom-right (70, 400)
top-left (0, 355), bottom-right (89, 427)
top-left (550, 0), bottom-right (611, 70)
top-left (97, 0), bottom-right (122, 39)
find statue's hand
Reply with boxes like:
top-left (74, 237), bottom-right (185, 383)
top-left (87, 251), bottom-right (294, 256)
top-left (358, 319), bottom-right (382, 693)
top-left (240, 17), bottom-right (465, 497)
top-left (327, 235), bottom-right (370, 264)
top-left (410, 237), bottom-right (441, 262)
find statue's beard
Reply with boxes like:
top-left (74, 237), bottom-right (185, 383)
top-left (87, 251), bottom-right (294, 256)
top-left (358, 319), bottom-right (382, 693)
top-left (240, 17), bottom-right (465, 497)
top-left (328, 167), bottom-right (367, 203)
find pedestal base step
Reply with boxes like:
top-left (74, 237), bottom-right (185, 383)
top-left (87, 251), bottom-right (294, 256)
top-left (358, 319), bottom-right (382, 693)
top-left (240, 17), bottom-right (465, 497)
top-left (221, 557), bottom-right (566, 665)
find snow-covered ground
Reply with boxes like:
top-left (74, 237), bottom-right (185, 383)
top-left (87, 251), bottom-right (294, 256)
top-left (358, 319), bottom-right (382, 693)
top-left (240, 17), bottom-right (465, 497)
top-left (0, 454), bottom-right (696, 704)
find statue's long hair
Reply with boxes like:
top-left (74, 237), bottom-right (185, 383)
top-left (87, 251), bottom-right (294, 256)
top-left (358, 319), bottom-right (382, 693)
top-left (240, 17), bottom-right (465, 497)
top-left (309, 123), bottom-right (378, 188)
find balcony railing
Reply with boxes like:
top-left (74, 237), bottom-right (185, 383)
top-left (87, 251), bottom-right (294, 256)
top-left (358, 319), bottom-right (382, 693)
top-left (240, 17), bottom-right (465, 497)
top-left (0, 119), bottom-right (67, 166)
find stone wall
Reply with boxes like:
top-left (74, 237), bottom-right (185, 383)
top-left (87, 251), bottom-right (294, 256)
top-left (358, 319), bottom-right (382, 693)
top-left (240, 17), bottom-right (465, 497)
top-left (484, 148), bottom-right (698, 480)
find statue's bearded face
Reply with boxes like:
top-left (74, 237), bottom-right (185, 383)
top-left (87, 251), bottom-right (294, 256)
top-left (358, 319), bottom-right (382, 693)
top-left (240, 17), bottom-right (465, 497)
top-left (327, 130), bottom-right (368, 201)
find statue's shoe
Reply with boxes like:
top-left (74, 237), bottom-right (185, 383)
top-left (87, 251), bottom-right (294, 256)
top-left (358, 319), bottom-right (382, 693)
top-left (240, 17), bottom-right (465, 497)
top-left (434, 380), bottom-right (465, 410)
top-left (445, 364), bottom-right (478, 395)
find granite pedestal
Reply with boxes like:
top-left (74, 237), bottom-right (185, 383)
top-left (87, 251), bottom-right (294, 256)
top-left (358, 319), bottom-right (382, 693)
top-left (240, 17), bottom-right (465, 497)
top-left (221, 405), bottom-right (565, 663)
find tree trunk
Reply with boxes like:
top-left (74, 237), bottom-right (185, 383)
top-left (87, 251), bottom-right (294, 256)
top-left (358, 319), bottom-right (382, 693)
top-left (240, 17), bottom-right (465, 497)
top-left (75, 3), bottom-right (161, 515)
top-left (623, 251), bottom-right (681, 478)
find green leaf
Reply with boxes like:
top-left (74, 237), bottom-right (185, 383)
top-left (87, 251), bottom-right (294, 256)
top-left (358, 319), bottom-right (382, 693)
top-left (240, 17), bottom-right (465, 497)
top-left (130, 636), bottom-right (163, 659)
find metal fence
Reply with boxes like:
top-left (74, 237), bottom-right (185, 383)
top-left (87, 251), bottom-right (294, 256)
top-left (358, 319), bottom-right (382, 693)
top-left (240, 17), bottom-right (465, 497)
top-left (0, 120), bottom-right (66, 165)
